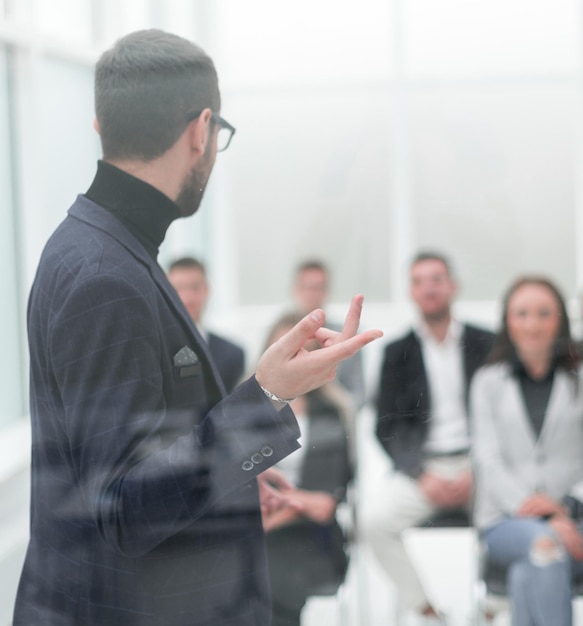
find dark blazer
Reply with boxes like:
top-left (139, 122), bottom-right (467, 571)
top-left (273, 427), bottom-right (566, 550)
top-left (266, 390), bottom-right (352, 618)
top-left (14, 196), bottom-right (300, 626)
top-left (376, 324), bottom-right (494, 478)
top-left (207, 332), bottom-right (245, 394)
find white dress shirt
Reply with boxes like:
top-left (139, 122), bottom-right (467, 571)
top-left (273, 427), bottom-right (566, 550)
top-left (416, 318), bottom-right (470, 455)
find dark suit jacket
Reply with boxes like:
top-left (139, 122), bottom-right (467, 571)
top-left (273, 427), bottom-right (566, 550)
top-left (266, 391), bottom-right (352, 615)
top-left (14, 196), bottom-right (300, 626)
top-left (376, 324), bottom-right (494, 478)
top-left (207, 332), bottom-right (245, 394)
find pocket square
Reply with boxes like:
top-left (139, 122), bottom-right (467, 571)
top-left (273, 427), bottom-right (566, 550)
top-left (174, 346), bottom-right (201, 377)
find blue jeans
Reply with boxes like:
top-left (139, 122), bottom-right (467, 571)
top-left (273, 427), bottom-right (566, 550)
top-left (484, 517), bottom-right (583, 626)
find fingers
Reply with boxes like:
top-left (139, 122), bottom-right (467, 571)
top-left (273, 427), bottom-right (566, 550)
top-left (259, 467), bottom-right (294, 491)
top-left (270, 309), bottom-right (326, 358)
top-left (257, 476), bottom-right (287, 516)
top-left (256, 296), bottom-right (382, 400)
top-left (339, 294), bottom-right (364, 340)
top-left (258, 474), bottom-right (304, 522)
top-left (314, 295), bottom-right (365, 347)
top-left (518, 494), bottom-right (560, 517)
top-left (517, 504), bottom-right (530, 516)
top-left (552, 520), bottom-right (583, 560)
top-left (313, 326), bottom-right (338, 346)
top-left (310, 328), bottom-right (384, 366)
top-left (517, 496), bottom-right (538, 516)
top-left (270, 295), bottom-right (381, 360)
top-left (518, 504), bottom-right (538, 517)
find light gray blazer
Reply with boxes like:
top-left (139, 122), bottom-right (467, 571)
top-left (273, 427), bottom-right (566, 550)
top-left (470, 362), bottom-right (583, 530)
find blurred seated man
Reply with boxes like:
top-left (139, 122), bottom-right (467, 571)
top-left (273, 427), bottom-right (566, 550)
top-left (293, 259), bottom-right (365, 408)
top-left (362, 251), bottom-right (494, 624)
top-left (260, 312), bottom-right (353, 626)
top-left (168, 256), bottom-right (245, 393)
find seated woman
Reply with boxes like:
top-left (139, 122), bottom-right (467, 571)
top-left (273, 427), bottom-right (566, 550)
top-left (471, 276), bottom-right (583, 626)
top-left (260, 312), bottom-right (354, 626)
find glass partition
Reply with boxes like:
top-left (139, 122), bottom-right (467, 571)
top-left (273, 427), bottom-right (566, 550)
top-left (0, 47), bottom-right (23, 425)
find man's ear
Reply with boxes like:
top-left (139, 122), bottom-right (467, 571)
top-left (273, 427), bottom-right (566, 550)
top-left (187, 108), bottom-right (212, 155)
top-left (93, 117), bottom-right (100, 134)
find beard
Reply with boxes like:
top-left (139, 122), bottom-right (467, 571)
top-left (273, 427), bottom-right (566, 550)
top-left (423, 307), bottom-right (450, 323)
top-left (175, 142), bottom-right (214, 217)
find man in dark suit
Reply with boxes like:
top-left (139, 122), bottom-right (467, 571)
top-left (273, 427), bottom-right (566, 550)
top-left (168, 256), bottom-right (245, 394)
top-left (362, 252), bottom-right (494, 624)
top-left (13, 29), bottom-right (381, 626)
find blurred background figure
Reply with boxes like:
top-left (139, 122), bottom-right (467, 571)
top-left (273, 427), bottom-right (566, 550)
top-left (363, 251), bottom-right (494, 625)
top-left (168, 256), bottom-right (245, 393)
top-left (260, 312), bottom-right (354, 626)
top-left (471, 276), bottom-right (583, 626)
top-left (292, 260), bottom-right (366, 409)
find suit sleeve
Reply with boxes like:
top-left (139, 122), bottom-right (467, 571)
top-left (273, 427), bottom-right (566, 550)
top-left (470, 368), bottom-right (529, 515)
top-left (375, 344), bottom-right (425, 478)
top-left (49, 272), bottom-right (300, 558)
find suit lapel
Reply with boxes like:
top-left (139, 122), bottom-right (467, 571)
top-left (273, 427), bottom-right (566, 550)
top-left (69, 196), bottom-right (226, 397)
top-left (461, 326), bottom-right (475, 400)
top-left (408, 332), bottom-right (430, 411)
top-left (537, 371), bottom-right (568, 448)
top-left (506, 375), bottom-right (538, 449)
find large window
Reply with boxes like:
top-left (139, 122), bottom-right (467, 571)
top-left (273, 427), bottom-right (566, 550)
top-left (207, 0), bottom-right (583, 305)
top-left (0, 46), bottom-right (22, 426)
top-left (226, 89), bottom-right (394, 305)
top-left (410, 83), bottom-right (578, 298)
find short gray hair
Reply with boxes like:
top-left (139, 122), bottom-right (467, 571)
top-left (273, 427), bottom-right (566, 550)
top-left (95, 29), bottom-right (220, 161)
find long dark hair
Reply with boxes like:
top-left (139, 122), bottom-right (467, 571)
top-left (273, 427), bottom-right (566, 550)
top-left (487, 276), bottom-right (579, 373)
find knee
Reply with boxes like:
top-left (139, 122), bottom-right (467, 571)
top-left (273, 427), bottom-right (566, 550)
top-left (529, 535), bottom-right (566, 567)
top-left (360, 507), bottom-right (402, 541)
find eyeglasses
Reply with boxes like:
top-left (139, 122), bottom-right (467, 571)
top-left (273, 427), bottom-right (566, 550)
top-left (186, 110), bottom-right (236, 152)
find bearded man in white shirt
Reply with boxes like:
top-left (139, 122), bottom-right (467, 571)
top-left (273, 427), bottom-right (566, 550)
top-left (363, 252), bottom-right (494, 624)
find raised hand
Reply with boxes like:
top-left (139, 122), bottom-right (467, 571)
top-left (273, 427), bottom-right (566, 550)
top-left (256, 295), bottom-right (382, 402)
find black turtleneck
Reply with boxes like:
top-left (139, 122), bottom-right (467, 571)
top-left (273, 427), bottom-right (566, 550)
top-left (85, 160), bottom-right (181, 260)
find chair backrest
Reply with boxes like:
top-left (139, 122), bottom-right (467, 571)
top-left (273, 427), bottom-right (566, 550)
top-left (417, 508), bottom-right (471, 529)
